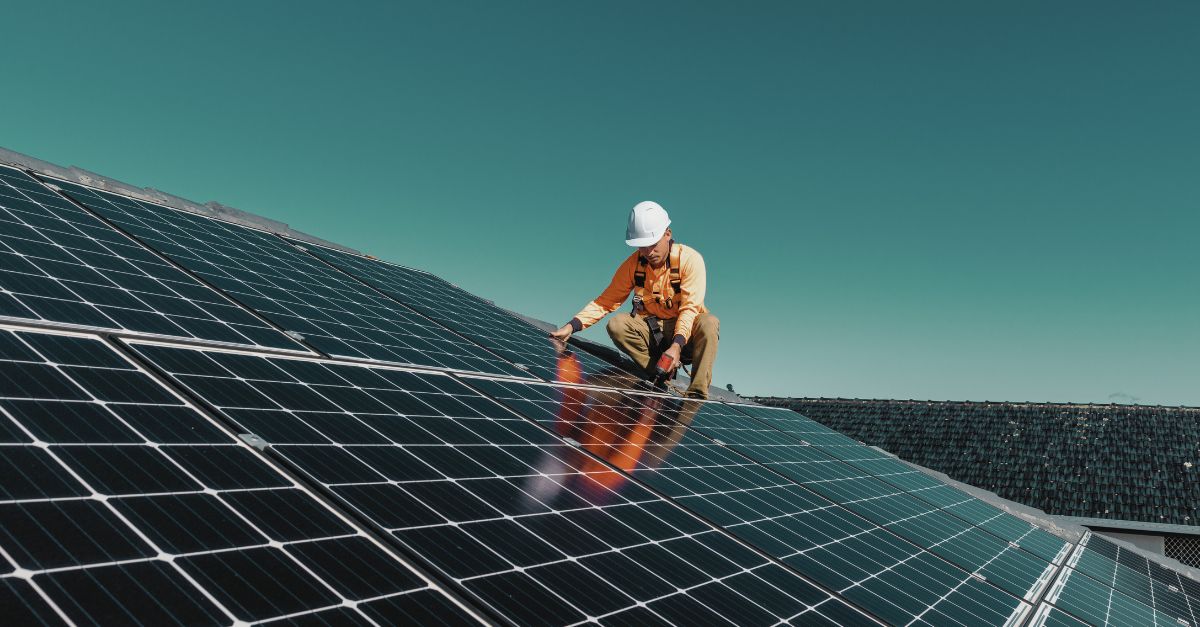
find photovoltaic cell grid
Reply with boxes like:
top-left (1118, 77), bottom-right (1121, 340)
top-left (0, 166), bottom-right (302, 351)
top-left (296, 241), bottom-right (643, 387)
top-left (722, 402), bottom-right (1072, 567)
top-left (721, 403), bottom-right (1072, 561)
top-left (1039, 532), bottom-right (1200, 627)
top-left (46, 178), bottom-right (530, 379)
top-left (675, 400), bottom-right (1060, 602)
top-left (465, 377), bottom-right (1038, 626)
top-left (1029, 604), bottom-right (1090, 626)
top-left (726, 403), bottom-right (1200, 627)
top-left (0, 327), bottom-right (475, 626)
top-left (127, 341), bottom-right (870, 626)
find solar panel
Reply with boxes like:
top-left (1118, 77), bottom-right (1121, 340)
top-left (1078, 534), bottom-right (1200, 603)
top-left (722, 402), bottom-right (1073, 566)
top-left (1043, 562), bottom-right (1179, 626)
top-left (294, 240), bottom-right (644, 387)
top-left (1041, 532), bottom-right (1200, 626)
top-left (0, 166), bottom-right (304, 352)
top-left (0, 326), bottom-right (477, 625)
top-left (127, 340), bottom-right (869, 625)
top-left (466, 378), bottom-right (1041, 626)
top-left (44, 178), bottom-right (531, 379)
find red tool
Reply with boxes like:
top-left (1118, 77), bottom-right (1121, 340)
top-left (653, 352), bottom-right (675, 382)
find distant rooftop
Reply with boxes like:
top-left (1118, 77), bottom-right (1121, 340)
top-left (753, 397), bottom-right (1200, 532)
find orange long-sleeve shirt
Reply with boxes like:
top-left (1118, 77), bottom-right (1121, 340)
top-left (571, 243), bottom-right (708, 344)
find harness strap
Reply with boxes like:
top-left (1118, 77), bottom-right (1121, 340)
top-left (634, 241), bottom-right (683, 310)
top-left (644, 315), bottom-right (665, 350)
top-left (667, 243), bottom-right (682, 308)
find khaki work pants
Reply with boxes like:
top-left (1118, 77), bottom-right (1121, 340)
top-left (606, 312), bottom-right (719, 399)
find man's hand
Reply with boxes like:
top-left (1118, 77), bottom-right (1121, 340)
top-left (549, 324), bottom-right (574, 343)
top-left (658, 342), bottom-right (682, 373)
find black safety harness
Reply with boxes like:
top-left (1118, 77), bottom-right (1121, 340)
top-left (630, 241), bottom-right (684, 358)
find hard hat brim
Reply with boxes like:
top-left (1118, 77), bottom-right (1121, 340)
top-left (625, 233), bottom-right (662, 247)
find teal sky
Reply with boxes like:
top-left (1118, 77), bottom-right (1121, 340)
top-left (3, 2), bottom-right (1197, 405)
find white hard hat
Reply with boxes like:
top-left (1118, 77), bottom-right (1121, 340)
top-left (625, 201), bottom-right (671, 247)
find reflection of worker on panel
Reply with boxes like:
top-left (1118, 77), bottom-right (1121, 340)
top-left (550, 202), bottom-right (719, 398)
top-left (519, 356), bottom-right (702, 507)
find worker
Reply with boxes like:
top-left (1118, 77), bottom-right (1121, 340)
top-left (550, 201), bottom-right (719, 399)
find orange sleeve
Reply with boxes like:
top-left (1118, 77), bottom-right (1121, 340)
top-left (571, 253), bottom-right (638, 330)
top-left (672, 248), bottom-right (706, 344)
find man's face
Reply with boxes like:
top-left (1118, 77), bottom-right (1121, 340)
top-left (639, 229), bottom-right (672, 266)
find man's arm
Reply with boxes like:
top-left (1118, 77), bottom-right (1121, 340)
top-left (670, 248), bottom-right (707, 347)
top-left (550, 254), bottom-right (638, 340)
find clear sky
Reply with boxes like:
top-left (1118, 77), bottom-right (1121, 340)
top-left (3, 1), bottom-right (1196, 405)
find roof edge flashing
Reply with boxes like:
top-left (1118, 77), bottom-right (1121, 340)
top-left (0, 145), bottom-right (359, 255)
top-left (1061, 516), bottom-right (1200, 537)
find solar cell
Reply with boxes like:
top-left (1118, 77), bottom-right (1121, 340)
top-left (295, 240), bottom-right (644, 387)
top-left (45, 178), bottom-right (530, 379)
top-left (0, 326), bottom-right (478, 625)
top-left (0, 166), bottom-right (303, 351)
top-left (466, 378), bottom-right (1040, 626)
top-left (1029, 603), bottom-right (1091, 626)
top-left (128, 340), bottom-right (868, 625)
top-left (723, 402), bottom-right (1072, 567)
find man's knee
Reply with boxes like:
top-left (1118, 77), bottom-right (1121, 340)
top-left (606, 315), bottom-right (647, 347)
top-left (695, 313), bottom-right (719, 338)
top-left (605, 315), bottom-right (630, 339)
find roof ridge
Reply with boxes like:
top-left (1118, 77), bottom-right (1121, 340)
top-left (0, 145), bottom-right (359, 255)
top-left (749, 396), bottom-right (1200, 411)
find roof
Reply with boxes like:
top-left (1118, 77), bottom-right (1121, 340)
top-left (2, 144), bottom-right (1198, 625)
top-left (753, 397), bottom-right (1200, 530)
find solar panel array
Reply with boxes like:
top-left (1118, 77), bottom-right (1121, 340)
top-left (0, 166), bottom-right (302, 351)
top-left (0, 165), bottom-right (1193, 626)
top-left (721, 403), bottom-right (1073, 567)
top-left (0, 326), bottom-right (474, 625)
top-left (48, 178), bottom-right (528, 378)
top-left (127, 341), bottom-right (867, 625)
top-left (467, 379), bottom-right (1045, 625)
top-left (296, 240), bottom-right (643, 387)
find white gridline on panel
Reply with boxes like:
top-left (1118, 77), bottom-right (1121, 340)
top-left (45, 177), bottom-right (532, 380)
top-left (691, 404), bottom-right (1062, 608)
top-left (0, 324), bottom-right (481, 626)
top-left (295, 240), bottom-right (641, 386)
top-left (0, 166), bottom-right (307, 353)
top-left (122, 338), bottom-right (867, 626)
top-left (459, 377), bottom-right (1036, 627)
top-left (719, 403), bottom-right (1073, 566)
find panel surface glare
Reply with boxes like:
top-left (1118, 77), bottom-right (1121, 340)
top-left (0, 328), bottom-right (475, 625)
top-left (0, 166), bottom-right (302, 351)
top-left (130, 341), bottom-right (867, 626)
top-left (298, 242), bottom-right (644, 387)
top-left (48, 179), bottom-right (529, 378)
top-left (468, 378), bottom-right (1039, 626)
